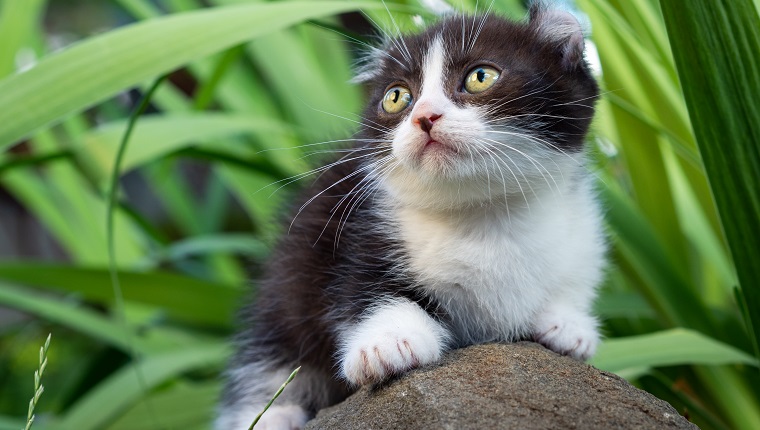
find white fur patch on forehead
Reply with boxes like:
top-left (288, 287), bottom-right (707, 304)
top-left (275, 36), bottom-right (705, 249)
top-left (419, 36), bottom-right (446, 101)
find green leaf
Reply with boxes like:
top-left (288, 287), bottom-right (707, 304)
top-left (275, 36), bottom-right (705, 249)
top-left (105, 381), bottom-right (220, 430)
top-left (55, 344), bottom-right (229, 430)
top-left (0, 416), bottom-right (25, 430)
top-left (79, 113), bottom-right (293, 180)
top-left (0, 0), bottom-right (46, 78)
top-left (592, 328), bottom-right (758, 375)
top-left (138, 233), bottom-right (269, 269)
top-left (600, 182), bottom-right (714, 333)
top-left (0, 1), bottom-right (382, 149)
top-left (660, 0), bottom-right (760, 360)
top-left (0, 263), bottom-right (242, 329)
top-left (0, 282), bottom-right (165, 353)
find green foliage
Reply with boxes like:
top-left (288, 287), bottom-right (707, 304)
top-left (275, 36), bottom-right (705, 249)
top-left (660, 0), bottom-right (760, 361)
top-left (0, 0), bottom-right (758, 429)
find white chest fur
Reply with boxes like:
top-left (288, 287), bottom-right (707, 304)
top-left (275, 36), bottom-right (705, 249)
top-left (393, 178), bottom-right (605, 346)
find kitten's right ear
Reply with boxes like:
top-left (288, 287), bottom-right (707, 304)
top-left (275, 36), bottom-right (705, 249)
top-left (529, 3), bottom-right (586, 70)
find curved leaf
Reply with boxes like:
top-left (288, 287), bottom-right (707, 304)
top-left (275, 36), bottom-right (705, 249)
top-left (0, 1), bottom-right (379, 148)
top-left (592, 328), bottom-right (758, 374)
top-left (80, 113), bottom-right (293, 179)
top-left (0, 263), bottom-right (242, 328)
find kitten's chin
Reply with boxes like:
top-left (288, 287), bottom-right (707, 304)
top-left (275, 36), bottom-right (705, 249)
top-left (381, 168), bottom-right (494, 210)
top-left (396, 136), bottom-right (464, 179)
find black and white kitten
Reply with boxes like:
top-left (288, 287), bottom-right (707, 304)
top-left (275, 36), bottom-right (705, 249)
top-left (217, 5), bottom-right (604, 429)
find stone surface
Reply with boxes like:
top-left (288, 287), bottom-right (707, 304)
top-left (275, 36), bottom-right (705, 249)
top-left (306, 342), bottom-right (697, 430)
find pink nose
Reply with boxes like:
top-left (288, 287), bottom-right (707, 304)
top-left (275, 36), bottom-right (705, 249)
top-left (416, 113), bottom-right (442, 133)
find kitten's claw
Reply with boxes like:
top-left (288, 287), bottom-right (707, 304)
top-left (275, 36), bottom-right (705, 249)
top-left (342, 331), bottom-right (438, 386)
top-left (533, 309), bottom-right (599, 360)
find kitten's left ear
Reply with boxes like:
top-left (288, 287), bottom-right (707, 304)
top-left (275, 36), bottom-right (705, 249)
top-left (529, 5), bottom-right (586, 70)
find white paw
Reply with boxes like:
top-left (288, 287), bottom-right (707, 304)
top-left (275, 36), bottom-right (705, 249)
top-left (339, 300), bottom-right (449, 386)
top-left (533, 308), bottom-right (599, 360)
top-left (253, 405), bottom-right (309, 430)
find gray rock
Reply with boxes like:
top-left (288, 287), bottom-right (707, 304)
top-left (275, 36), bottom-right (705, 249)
top-left (306, 342), bottom-right (697, 430)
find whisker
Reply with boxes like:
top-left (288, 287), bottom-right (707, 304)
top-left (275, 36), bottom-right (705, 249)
top-left (483, 137), bottom-right (561, 195)
top-left (260, 148), bottom-right (392, 197)
top-left (290, 154), bottom-right (389, 233)
top-left (475, 139), bottom-right (532, 211)
top-left (312, 157), bottom-right (392, 247)
top-left (333, 159), bottom-right (396, 248)
top-left (479, 145), bottom-right (511, 222)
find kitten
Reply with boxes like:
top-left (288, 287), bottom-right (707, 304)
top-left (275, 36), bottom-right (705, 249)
top-left (216, 5), bottom-right (605, 430)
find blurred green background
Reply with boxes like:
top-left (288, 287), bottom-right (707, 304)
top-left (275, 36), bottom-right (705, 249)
top-left (0, 1), bottom-right (758, 429)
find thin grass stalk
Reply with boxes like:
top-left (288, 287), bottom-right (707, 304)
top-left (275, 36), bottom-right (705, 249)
top-left (248, 367), bottom-right (301, 430)
top-left (24, 333), bottom-right (50, 430)
top-left (105, 75), bottom-right (168, 430)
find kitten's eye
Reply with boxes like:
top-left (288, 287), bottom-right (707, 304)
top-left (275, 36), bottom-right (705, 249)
top-left (464, 66), bottom-right (500, 94)
top-left (382, 86), bottom-right (413, 113)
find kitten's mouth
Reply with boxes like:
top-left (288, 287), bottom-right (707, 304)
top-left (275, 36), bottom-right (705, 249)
top-left (423, 139), bottom-right (456, 154)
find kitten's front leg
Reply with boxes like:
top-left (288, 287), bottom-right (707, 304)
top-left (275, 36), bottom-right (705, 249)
top-left (533, 303), bottom-right (599, 360)
top-left (339, 298), bottom-right (450, 386)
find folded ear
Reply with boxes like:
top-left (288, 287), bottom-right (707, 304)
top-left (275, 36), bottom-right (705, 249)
top-left (351, 47), bottom-right (385, 84)
top-left (529, 4), bottom-right (586, 70)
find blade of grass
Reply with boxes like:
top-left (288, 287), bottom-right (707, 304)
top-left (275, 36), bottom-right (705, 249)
top-left (55, 344), bottom-right (229, 430)
top-left (592, 328), bottom-right (758, 374)
top-left (0, 0), bottom-right (46, 77)
top-left (0, 282), bottom-right (161, 353)
top-left (0, 263), bottom-right (242, 328)
top-left (248, 367), bottom-right (301, 430)
top-left (660, 0), bottom-right (760, 361)
top-left (79, 113), bottom-right (293, 181)
top-left (0, 1), bottom-right (385, 149)
top-left (106, 381), bottom-right (220, 430)
top-left (106, 75), bottom-right (168, 430)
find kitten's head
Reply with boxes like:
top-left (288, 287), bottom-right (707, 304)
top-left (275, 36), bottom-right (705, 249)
top-left (356, 7), bottom-right (598, 209)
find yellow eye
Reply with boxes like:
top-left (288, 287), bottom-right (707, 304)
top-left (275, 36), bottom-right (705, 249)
top-left (464, 66), bottom-right (500, 93)
top-left (382, 86), bottom-right (413, 113)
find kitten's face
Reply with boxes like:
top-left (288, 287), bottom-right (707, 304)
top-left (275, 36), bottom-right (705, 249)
top-left (358, 11), bottom-right (598, 208)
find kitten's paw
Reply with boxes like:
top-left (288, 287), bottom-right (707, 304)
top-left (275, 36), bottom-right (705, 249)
top-left (533, 309), bottom-right (599, 360)
top-left (341, 330), bottom-right (440, 386)
top-left (339, 300), bottom-right (448, 386)
top-left (253, 405), bottom-right (309, 430)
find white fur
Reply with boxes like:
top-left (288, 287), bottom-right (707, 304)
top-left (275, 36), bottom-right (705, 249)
top-left (377, 29), bottom-right (605, 359)
top-left (339, 298), bottom-right (450, 386)
top-left (391, 175), bottom-right (604, 358)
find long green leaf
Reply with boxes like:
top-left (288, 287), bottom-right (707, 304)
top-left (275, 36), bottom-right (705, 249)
top-left (0, 0), bottom-right (46, 78)
top-left (0, 263), bottom-right (242, 328)
top-left (592, 328), bottom-right (758, 374)
top-left (106, 382), bottom-right (220, 430)
top-left (0, 1), bottom-right (381, 149)
top-left (79, 113), bottom-right (293, 180)
top-left (54, 344), bottom-right (228, 430)
top-left (0, 282), bottom-right (198, 354)
top-left (660, 0), bottom-right (760, 358)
